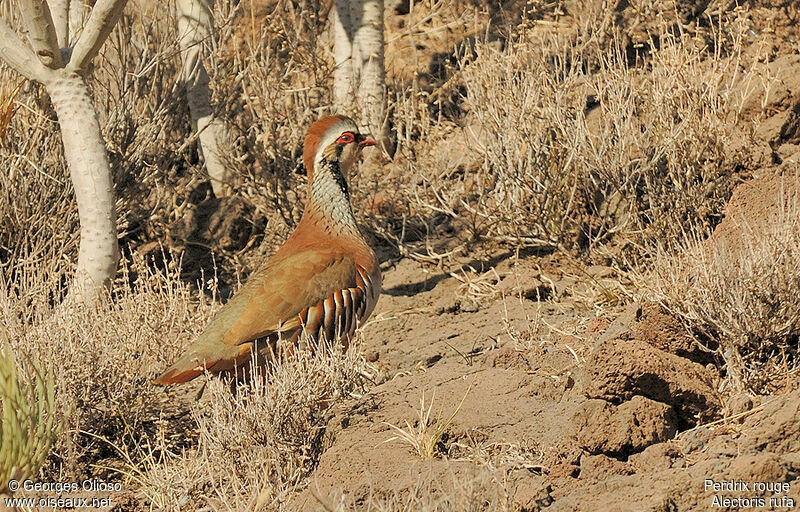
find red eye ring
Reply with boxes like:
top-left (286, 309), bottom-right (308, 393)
top-left (336, 132), bottom-right (355, 144)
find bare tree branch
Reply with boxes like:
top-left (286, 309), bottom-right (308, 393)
top-left (46, 0), bottom-right (69, 47)
top-left (0, 17), bottom-right (50, 81)
top-left (19, 0), bottom-right (63, 68)
top-left (68, 0), bottom-right (128, 72)
top-left (68, 0), bottom-right (85, 44)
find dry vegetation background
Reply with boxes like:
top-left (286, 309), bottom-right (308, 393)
top-left (2, 0), bottom-right (800, 510)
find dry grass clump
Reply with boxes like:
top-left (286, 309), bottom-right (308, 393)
top-left (137, 344), bottom-right (367, 511)
top-left (405, 17), bottom-right (751, 255)
top-left (450, 431), bottom-right (544, 474)
top-left (384, 386), bottom-right (470, 460)
top-left (208, 0), bottom-right (331, 230)
top-left (0, 253), bottom-right (212, 480)
top-left (645, 181), bottom-right (800, 393)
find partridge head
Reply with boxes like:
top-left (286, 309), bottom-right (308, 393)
top-left (155, 115), bottom-right (380, 385)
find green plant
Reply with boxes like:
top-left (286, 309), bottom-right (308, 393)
top-left (0, 335), bottom-right (59, 495)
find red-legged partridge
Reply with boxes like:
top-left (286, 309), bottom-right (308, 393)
top-left (155, 115), bottom-right (380, 385)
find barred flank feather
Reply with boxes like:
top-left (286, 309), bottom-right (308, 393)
top-left (299, 265), bottom-right (376, 346)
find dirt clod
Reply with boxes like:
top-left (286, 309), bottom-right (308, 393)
top-left (634, 303), bottom-right (714, 364)
top-left (584, 338), bottom-right (720, 426)
top-left (576, 397), bottom-right (679, 457)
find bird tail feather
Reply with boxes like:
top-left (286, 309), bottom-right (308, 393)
top-left (153, 353), bottom-right (218, 385)
top-left (153, 342), bottom-right (251, 385)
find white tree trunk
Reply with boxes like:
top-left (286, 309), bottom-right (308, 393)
top-left (0, 0), bottom-right (126, 304)
top-left (352, 0), bottom-right (388, 152)
top-left (332, 0), bottom-right (392, 155)
top-left (46, 71), bottom-right (119, 296)
top-left (177, 0), bottom-right (232, 197)
top-left (332, 2), bottom-right (355, 113)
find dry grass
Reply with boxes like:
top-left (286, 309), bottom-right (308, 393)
top-left (451, 266), bottom-right (503, 307)
top-left (207, 0), bottom-right (332, 236)
top-left (0, 252), bottom-right (210, 481)
top-left (449, 431), bottom-right (545, 474)
top-left (383, 386), bottom-right (471, 460)
top-left (135, 343), bottom-right (367, 511)
top-left (379, 11), bottom-right (781, 409)
top-left (394, 13), bottom-right (755, 258)
top-left (644, 178), bottom-right (800, 393)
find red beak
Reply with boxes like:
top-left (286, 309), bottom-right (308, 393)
top-left (359, 136), bottom-right (377, 148)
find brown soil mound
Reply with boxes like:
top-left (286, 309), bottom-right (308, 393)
top-left (584, 337), bottom-right (720, 427)
top-left (549, 389), bottom-right (800, 511)
top-left (709, 171), bottom-right (800, 254)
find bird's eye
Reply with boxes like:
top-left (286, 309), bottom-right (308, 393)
top-left (336, 132), bottom-right (355, 144)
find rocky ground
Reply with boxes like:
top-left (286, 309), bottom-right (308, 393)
top-left (284, 170), bottom-right (800, 511)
